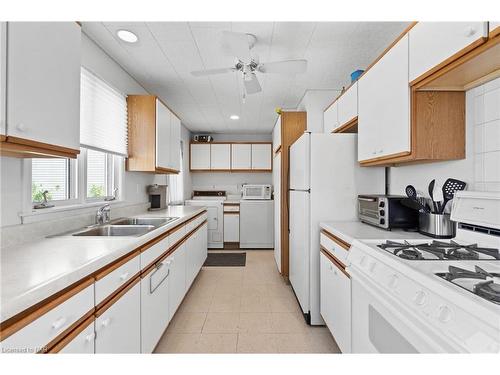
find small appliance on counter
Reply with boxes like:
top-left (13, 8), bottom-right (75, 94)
top-left (147, 184), bottom-right (168, 211)
top-left (358, 195), bottom-right (419, 230)
top-left (241, 184), bottom-right (272, 200)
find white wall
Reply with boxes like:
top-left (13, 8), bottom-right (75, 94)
top-left (298, 89), bottom-right (340, 133)
top-left (388, 77), bottom-right (500, 200)
top-left (181, 124), bottom-right (193, 200)
top-left (190, 133), bottom-right (273, 196)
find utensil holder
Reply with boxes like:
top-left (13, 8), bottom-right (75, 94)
top-left (418, 212), bottom-right (456, 238)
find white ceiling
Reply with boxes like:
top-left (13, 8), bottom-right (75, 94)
top-left (82, 22), bottom-right (409, 134)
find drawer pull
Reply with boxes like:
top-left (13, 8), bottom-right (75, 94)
top-left (101, 318), bottom-right (111, 328)
top-left (119, 272), bottom-right (129, 281)
top-left (85, 332), bottom-right (96, 342)
top-left (51, 317), bottom-right (67, 330)
top-left (150, 261), bottom-right (170, 294)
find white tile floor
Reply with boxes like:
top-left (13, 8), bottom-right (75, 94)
top-left (154, 250), bottom-right (341, 353)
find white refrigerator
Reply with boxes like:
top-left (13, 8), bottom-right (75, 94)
top-left (289, 133), bottom-right (385, 325)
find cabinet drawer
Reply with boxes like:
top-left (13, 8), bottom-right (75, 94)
top-left (320, 231), bottom-right (350, 265)
top-left (141, 236), bottom-right (170, 270)
top-left (169, 224), bottom-right (186, 248)
top-left (186, 213), bottom-right (206, 232)
top-left (223, 205), bottom-right (240, 212)
top-left (52, 316), bottom-right (95, 354)
top-left (95, 253), bottom-right (140, 305)
top-left (0, 282), bottom-right (94, 353)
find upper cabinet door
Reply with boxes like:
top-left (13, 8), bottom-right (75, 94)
top-left (231, 143), bottom-right (251, 170)
top-left (155, 100), bottom-right (171, 169)
top-left (7, 22), bottom-right (81, 150)
top-left (358, 34), bottom-right (410, 162)
top-left (337, 82), bottom-right (358, 128)
top-left (0, 22), bottom-right (5, 137)
top-left (323, 101), bottom-right (338, 133)
top-left (272, 115), bottom-right (281, 152)
top-left (251, 143), bottom-right (272, 170)
top-left (190, 143), bottom-right (211, 170)
top-left (169, 114), bottom-right (181, 171)
top-left (210, 143), bottom-right (231, 170)
top-left (409, 22), bottom-right (488, 82)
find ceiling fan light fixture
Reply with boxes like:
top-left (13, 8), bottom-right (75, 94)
top-left (117, 30), bottom-right (138, 43)
top-left (230, 115), bottom-right (240, 120)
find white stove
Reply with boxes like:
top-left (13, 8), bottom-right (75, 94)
top-left (347, 191), bottom-right (500, 353)
top-left (186, 191), bottom-right (226, 248)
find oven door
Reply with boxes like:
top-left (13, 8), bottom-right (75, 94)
top-left (351, 269), bottom-right (453, 353)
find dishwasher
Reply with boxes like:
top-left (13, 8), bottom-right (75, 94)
top-left (239, 199), bottom-right (274, 248)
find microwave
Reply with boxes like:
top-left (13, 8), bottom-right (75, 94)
top-left (358, 195), bottom-right (418, 230)
top-left (242, 184), bottom-right (272, 200)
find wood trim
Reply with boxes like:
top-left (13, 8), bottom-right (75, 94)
top-left (191, 141), bottom-right (272, 145)
top-left (274, 145), bottom-right (282, 155)
top-left (6, 136), bottom-right (80, 155)
top-left (94, 250), bottom-right (140, 281)
top-left (359, 151), bottom-right (412, 166)
top-left (155, 167), bottom-right (179, 174)
top-left (43, 310), bottom-right (94, 353)
top-left (490, 24), bottom-right (500, 39)
top-left (223, 211), bottom-right (240, 215)
top-left (0, 277), bottom-right (94, 341)
top-left (0, 135), bottom-right (6, 142)
top-left (95, 270), bottom-right (141, 311)
top-left (321, 247), bottom-right (350, 279)
top-left (95, 276), bottom-right (140, 318)
top-left (320, 229), bottom-right (351, 250)
top-left (332, 116), bottom-right (358, 134)
top-left (1, 139), bottom-right (78, 159)
top-left (47, 315), bottom-right (94, 353)
top-left (223, 203), bottom-right (240, 206)
top-left (411, 36), bottom-right (488, 87)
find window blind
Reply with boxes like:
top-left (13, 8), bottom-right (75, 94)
top-left (80, 67), bottom-right (128, 156)
top-left (32, 159), bottom-right (69, 201)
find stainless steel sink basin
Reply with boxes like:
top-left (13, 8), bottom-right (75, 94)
top-left (72, 225), bottom-right (156, 237)
top-left (110, 217), bottom-right (178, 227)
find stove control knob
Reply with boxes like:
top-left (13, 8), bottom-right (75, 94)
top-left (414, 291), bottom-right (427, 306)
top-left (438, 305), bottom-right (453, 323)
top-left (388, 274), bottom-right (399, 289)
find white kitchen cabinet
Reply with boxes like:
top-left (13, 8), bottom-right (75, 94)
top-left (324, 101), bottom-right (338, 133)
top-left (320, 252), bottom-right (351, 353)
top-left (0, 22), bottom-right (6, 137)
top-left (95, 281), bottom-right (141, 353)
top-left (273, 152), bottom-right (281, 272)
top-left (169, 114), bottom-right (181, 171)
top-left (58, 319), bottom-right (95, 354)
top-left (409, 22), bottom-right (488, 82)
top-left (141, 258), bottom-right (171, 353)
top-left (156, 99), bottom-right (171, 169)
top-left (168, 243), bottom-right (187, 319)
top-left (223, 213), bottom-right (239, 242)
top-left (6, 22), bottom-right (81, 151)
top-left (337, 82), bottom-right (358, 128)
top-left (358, 34), bottom-right (410, 162)
top-left (210, 143), bottom-right (231, 170)
top-left (272, 115), bottom-right (281, 152)
top-left (240, 200), bottom-right (274, 248)
top-left (95, 254), bottom-right (140, 305)
top-left (190, 143), bottom-right (211, 170)
top-left (251, 143), bottom-right (272, 170)
top-left (231, 143), bottom-right (252, 170)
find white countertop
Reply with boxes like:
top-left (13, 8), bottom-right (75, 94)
top-left (320, 220), bottom-right (429, 245)
top-left (0, 206), bottom-right (205, 323)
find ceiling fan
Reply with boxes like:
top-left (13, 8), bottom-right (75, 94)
top-left (191, 31), bottom-right (308, 100)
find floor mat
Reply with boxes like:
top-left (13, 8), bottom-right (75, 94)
top-left (203, 252), bottom-right (246, 267)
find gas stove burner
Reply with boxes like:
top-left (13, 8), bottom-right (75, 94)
top-left (377, 239), bottom-right (500, 261)
top-left (436, 265), bottom-right (500, 304)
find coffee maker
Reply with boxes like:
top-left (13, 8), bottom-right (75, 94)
top-left (147, 184), bottom-right (168, 211)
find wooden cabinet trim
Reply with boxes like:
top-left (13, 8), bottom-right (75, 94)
top-left (0, 277), bottom-right (94, 341)
top-left (332, 116), bottom-right (358, 134)
top-left (95, 276), bottom-right (140, 318)
top-left (1, 137), bottom-right (79, 159)
top-left (94, 250), bottom-right (140, 281)
top-left (47, 315), bottom-right (94, 354)
top-left (320, 229), bottom-right (351, 250)
top-left (155, 167), bottom-right (179, 174)
top-left (223, 203), bottom-right (240, 206)
top-left (320, 247), bottom-right (350, 279)
top-left (359, 151), bottom-right (412, 166)
top-left (490, 24), bottom-right (500, 39)
top-left (223, 211), bottom-right (240, 216)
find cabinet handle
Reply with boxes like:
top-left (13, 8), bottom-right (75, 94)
top-left (16, 123), bottom-right (26, 132)
top-left (149, 261), bottom-right (170, 294)
top-left (464, 26), bottom-right (477, 37)
top-left (101, 318), bottom-right (111, 328)
top-left (85, 332), bottom-right (96, 342)
top-left (119, 272), bottom-right (129, 281)
top-left (51, 317), bottom-right (67, 330)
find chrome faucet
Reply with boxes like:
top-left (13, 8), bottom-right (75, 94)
top-left (96, 204), bottom-right (111, 225)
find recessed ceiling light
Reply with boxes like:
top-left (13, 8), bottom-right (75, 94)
top-left (230, 115), bottom-right (240, 120)
top-left (117, 30), bottom-right (138, 43)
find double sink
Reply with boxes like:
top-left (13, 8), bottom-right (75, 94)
top-left (62, 217), bottom-right (179, 237)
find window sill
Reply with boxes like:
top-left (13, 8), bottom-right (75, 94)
top-left (20, 200), bottom-right (135, 224)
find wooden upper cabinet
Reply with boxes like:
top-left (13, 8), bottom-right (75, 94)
top-left (251, 143), bottom-right (272, 170)
top-left (409, 22), bottom-right (488, 83)
top-left (231, 143), bottom-right (251, 170)
top-left (127, 95), bottom-right (180, 174)
top-left (0, 22), bottom-right (5, 138)
top-left (190, 143), bottom-right (210, 170)
top-left (210, 143), bottom-right (231, 170)
top-left (358, 34), bottom-right (410, 163)
top-left (2, 22), bottom-right (81, 158)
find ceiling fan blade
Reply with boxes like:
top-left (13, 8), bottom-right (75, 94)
top-left (191, 67), bottom-right (235, 77)
top-left (257, 59), bottom-right (308, 74)
top-left (244, 73), bottom-right (262, 95)
top-left (222, 31), bottom-right (252, 63)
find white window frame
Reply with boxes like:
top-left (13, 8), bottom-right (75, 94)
top-left (80, 148), bottom-right (118, 203)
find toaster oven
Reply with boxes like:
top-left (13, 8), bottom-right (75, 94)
top-left (358, 195), bottom-right (418, 230)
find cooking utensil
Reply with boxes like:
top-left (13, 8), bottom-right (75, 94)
top-left (428, 179), bottom-right (439, 214)
top-left (401, 197), bottom-right (428, 212)
top-left (440, 178), bottom-right (467, 213)
top-left (405, 185), bottom-right (417, 200)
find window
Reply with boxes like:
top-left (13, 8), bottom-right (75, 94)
top-left (84, 148), bottom-right (116, 200)
top-left (31, 159), bottom-right (73, 202)
top-left (168, 141), bottom-right (184, 205)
